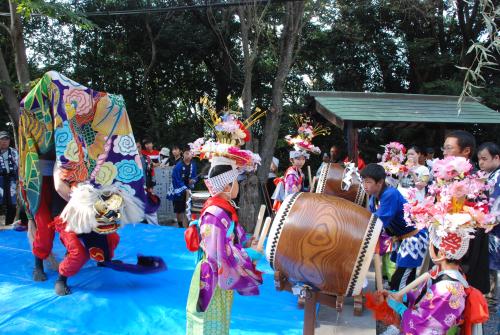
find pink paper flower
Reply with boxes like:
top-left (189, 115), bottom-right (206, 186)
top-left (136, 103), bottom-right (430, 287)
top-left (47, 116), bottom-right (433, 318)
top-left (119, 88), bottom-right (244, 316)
top-left (404, 156), bottom-right (498, 236)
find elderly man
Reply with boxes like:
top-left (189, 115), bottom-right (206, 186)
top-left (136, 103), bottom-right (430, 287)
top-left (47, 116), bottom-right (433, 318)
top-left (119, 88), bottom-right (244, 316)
top-left (0, 131), bottom-right (19, 226)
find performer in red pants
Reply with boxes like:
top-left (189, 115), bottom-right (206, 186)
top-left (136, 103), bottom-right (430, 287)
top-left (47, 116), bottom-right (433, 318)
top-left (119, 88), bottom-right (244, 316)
top-left (32, 159), bottom-right (67, 282)
top-left (54, 216), bottom-right (119, 278)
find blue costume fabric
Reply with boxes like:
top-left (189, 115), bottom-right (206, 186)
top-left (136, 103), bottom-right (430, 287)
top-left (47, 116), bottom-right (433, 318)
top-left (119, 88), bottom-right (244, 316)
top-left (488, 168), bottom-right (500, 270)
top-left (168, 160), bottom-right (197, 200)
top-left (369, 186), bottom-right (427, 268)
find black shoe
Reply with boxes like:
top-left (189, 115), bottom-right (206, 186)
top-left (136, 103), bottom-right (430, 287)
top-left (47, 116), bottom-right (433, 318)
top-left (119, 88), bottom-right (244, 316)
top-left (33, 257), bottom-right (47, 281)
top-left (33, 268), bottom-right (47, 281)
top-left (55, 275), bottom-right (71, 296)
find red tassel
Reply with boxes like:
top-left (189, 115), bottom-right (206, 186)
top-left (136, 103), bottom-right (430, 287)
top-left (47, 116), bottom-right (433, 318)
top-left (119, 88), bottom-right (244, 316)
top-left (365, 291), bottom-right (400, 326)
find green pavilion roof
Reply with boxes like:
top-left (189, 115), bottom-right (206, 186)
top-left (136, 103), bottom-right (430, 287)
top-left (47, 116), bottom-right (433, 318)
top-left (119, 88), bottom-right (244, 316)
top-left (310, 91), bottom-right (500, 129)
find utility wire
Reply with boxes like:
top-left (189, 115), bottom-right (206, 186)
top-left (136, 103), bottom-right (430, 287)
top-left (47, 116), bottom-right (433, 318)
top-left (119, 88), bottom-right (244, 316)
top-left (0, 0), bottom-right (299, 17)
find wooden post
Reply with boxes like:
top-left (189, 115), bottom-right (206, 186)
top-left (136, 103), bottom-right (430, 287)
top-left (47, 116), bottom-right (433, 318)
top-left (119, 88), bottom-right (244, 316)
top-left (303, 289), bottom-right (318, 335)
top-left (345, 121), bottom-right (359, 165)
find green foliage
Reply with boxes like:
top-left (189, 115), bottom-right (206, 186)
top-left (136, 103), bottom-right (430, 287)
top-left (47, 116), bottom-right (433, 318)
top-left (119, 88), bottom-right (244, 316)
top-left (2, 0), bottom-right (499, 167)
top-left (15, 0), bottom-right (95, 29)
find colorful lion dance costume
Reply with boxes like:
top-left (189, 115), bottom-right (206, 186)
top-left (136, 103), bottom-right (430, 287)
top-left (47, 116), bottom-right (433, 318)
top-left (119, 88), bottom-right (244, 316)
top-left (18, 71), bottom-right (165, 295)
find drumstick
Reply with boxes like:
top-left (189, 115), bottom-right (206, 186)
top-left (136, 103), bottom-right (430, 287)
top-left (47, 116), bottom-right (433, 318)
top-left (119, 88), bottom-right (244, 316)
top-left (252, 204), bottom-right (266, 241)
top-left (394, 272), bottom-right (431, 297)
top-left (310, 176), bottom-right (316, 193)
top-left (373, 253), bottom-right (384, 291)
top-left (307, 166), bottom-right (312, 192)
top-left (256, 217), bottom-right (272, 251)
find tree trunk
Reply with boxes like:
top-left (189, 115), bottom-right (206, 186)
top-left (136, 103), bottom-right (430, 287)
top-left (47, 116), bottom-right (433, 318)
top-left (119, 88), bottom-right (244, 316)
top-left (257, 2), bottom-right (306, 183)
top-left (234, 3), bottom-right (269, 231)
top-left (240, 1), bottom-right (304, 231)
top-left (9, 1), bottom-right (30, 91)
top-left (238, 173), bottom-right (260, 233)
top-left (238, 6), bottom-right (255, 151)
top-left (456, 0), bottom-right (481, 67)
top-left (0, 50), bottom-right (20, 127)
top-left (142, 18), bottom-right (160, 141)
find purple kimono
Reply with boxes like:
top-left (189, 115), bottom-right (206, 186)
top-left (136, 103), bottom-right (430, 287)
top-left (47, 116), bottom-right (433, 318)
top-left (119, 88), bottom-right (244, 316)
top-left (284, 166), bottom-right (305, 197)
top-left (401, 270), bottom-right (466, 334)
top-left (197, 206), bottom-right (263, 311)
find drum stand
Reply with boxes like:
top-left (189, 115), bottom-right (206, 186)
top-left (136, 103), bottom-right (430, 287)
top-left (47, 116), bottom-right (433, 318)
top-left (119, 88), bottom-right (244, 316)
top-left (274, 271), bottom-right (340, 335)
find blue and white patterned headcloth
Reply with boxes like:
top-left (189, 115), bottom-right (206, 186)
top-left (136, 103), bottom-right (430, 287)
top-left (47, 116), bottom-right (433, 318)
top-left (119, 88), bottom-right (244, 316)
top-left (289, 150), bottom-right (309, 159)
top-left (204, 156), bottom-right (239, 196)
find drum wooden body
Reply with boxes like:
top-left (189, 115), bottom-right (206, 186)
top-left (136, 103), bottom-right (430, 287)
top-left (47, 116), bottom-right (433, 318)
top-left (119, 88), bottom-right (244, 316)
top-left (316, 163), bottom-right (367, 206)
top-left (265, 192), bottom-right (382, 296)
top-left (190, 192), bottom-right (210, 214)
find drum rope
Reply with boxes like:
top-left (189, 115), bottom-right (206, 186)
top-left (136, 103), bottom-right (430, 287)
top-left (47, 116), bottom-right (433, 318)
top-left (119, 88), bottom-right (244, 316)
top-left (341, 162), bottom-right (363, 192)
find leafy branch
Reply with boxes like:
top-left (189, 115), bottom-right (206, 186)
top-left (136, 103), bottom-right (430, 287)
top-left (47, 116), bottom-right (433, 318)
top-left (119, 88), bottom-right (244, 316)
top-left (457, 0), bottom-right (499, 113)
top-left (14, 0), bottom-right (95, 29)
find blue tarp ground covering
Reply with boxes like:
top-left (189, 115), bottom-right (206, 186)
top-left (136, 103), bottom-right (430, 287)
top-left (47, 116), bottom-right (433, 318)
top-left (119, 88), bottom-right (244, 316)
top-left (0, 224), bottom-right (303, 335)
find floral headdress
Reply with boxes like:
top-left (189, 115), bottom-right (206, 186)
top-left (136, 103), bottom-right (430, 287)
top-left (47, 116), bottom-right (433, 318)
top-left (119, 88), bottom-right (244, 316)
top-left (404, 156), bottom-right (498, 259)
top-left (381, 142), bottom-right (406, 164)
top-left (189, 96), bottom-right (265, 195)
top-left (285, 114), bottom-right (329, 159)
top-left (379, 142), bottom-right (408, 177)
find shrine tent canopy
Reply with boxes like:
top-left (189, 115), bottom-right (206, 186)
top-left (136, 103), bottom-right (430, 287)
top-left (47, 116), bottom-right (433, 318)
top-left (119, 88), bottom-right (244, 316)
top-left (310, 91), bottom-right (500, 129)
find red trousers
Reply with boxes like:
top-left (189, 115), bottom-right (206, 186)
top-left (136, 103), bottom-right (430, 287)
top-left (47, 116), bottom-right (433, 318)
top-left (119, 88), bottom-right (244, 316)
top-left (32, 177), bottom-right (56, 260)
top-left (55, 217), bottom-right (120, 277)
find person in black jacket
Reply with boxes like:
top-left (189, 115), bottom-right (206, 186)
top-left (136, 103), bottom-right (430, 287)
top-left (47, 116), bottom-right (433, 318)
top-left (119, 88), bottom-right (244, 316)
top-left (442, 130), bottom-right (490, 293)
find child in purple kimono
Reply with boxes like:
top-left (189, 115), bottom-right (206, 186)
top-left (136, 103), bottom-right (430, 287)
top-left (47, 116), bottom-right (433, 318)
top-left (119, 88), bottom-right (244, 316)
top-left (186, 161), bottom-right (263, 335)
top-left (382, 235), bottom-right (470, 335)
top-left (272, 150), bottom-right (307, 212)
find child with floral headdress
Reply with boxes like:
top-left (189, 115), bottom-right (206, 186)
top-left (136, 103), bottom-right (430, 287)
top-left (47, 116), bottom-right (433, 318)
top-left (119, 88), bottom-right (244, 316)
top-left (380, 142), bottom-right (408, 188)
top-left (377, 142), bottom-right (411, 281)
top-left (185, 97), bottom-right (265, 335)
top-left (376, 155), bottom-right (496, 335)
top-left (272, 115), bottom-right (328, 212)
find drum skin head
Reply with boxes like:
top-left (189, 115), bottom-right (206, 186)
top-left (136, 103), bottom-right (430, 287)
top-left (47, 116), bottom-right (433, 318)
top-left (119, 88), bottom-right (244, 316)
top-left (316, 163), bottom-right (367, 207)
top-left (266, 192), bottom-right (382, 296)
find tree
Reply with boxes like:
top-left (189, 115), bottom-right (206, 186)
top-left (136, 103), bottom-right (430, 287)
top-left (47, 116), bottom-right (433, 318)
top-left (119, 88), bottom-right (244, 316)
top-left (257, 1), bottom-right (306, 183)
top-left (0, 1), bottom-right (30, 129)
top-left (0, 0), bottom-right (93, 130)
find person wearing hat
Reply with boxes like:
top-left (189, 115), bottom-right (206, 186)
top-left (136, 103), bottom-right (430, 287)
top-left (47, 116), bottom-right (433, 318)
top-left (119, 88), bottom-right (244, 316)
top-left (159, 147), bottom-right (171, 166)
top-left (379, 154), bottom-right (495, 335)
top-left (0, 131), bottom-right (19, 226)
top-left (271, 115), bottom-right (329, 212)
top-left (185, 99), bottom-right (264, 335)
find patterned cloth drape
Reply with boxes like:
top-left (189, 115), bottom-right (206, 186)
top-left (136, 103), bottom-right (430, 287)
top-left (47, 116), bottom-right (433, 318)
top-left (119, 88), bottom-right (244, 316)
top-left (18, 71), bottom-right (146, 216)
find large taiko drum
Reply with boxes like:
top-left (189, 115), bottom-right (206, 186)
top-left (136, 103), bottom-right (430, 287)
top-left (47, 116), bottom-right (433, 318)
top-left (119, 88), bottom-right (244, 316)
top-left (316, 163), bottom-right (367, 206)
top-left (265, 192), bottom-right (382, 296)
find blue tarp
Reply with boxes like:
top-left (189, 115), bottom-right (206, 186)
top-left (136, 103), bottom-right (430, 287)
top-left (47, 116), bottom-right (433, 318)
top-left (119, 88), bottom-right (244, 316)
top-left (0, 224), bottom-right (303, 335)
